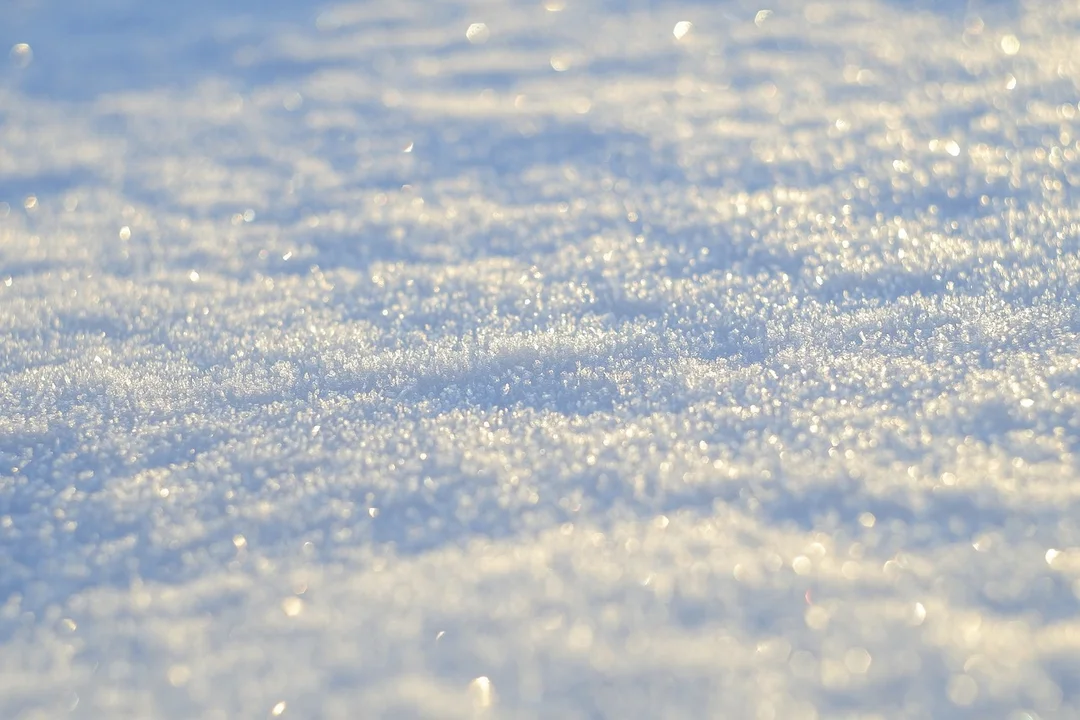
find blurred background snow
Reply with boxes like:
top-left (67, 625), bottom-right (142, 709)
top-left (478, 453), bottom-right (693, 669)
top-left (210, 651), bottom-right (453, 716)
top-left (2, 0), bottom-right (1080, 717)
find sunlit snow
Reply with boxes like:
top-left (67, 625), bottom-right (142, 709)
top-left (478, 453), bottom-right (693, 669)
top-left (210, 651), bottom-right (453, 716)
top-left (2, 0), bottom-right (1080, 717)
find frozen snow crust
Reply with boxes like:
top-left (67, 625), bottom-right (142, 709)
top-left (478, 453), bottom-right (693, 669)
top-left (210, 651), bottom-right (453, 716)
top-left (2, 0), bottom-right (1080, 717)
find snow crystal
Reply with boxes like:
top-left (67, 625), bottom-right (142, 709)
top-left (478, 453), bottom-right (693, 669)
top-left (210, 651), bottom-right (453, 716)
top-left (2, 0), bottom-right (1080, 717)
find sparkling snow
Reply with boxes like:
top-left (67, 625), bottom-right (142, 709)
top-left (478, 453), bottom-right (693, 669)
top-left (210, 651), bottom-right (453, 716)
top-left (2, 0), bottom-right (1080, 717)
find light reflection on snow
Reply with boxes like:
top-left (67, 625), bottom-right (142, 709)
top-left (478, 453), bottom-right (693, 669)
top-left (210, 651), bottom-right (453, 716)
top-left (0, 0), bottom-right (1079, 717)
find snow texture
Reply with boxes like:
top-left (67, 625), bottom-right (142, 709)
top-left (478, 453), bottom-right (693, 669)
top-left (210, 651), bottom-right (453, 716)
top-left (2, 0), bottom-right (1080, 717)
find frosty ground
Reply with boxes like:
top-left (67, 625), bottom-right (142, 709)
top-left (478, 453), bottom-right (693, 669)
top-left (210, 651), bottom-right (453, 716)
top-left (2, 0), bottom-right (1080, 717)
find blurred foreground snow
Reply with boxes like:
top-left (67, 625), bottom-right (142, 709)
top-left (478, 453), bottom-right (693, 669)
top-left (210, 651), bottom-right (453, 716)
top-left (2, 0), bottom-right (1080, 717)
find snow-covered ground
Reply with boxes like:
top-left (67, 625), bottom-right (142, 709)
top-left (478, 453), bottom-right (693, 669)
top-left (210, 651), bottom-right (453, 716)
top-left (2, 0), bottom-right (1079, 717)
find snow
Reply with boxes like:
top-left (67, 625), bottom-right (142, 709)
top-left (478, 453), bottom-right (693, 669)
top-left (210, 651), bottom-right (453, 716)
top-left (2, 0), bottom-right (1080, 717)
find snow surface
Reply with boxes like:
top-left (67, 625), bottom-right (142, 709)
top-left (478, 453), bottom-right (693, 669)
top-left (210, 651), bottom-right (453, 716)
top-left (2, 0), bottom-right (1080, 717)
